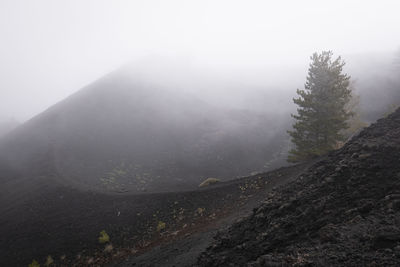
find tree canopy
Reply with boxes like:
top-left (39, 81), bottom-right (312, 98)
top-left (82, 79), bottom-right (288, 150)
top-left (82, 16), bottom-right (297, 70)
top-left (288, 51), bottom-right (352, 162)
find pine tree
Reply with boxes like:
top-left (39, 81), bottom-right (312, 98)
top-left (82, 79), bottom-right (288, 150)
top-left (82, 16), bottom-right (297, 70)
top-left (288, 51), bottom-right (352, 162)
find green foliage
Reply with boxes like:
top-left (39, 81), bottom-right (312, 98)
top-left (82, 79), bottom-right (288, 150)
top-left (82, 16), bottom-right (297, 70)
top-left (44, 255), bottom-right (54, 266)
top-left (28, 260), bottom-right (40, 267)
top-left (156, 221), bottom-right (166, 232)
top-left (98, 230), bottom-right (110, 244)
top-left (288, 51), bottom-right (353, 162)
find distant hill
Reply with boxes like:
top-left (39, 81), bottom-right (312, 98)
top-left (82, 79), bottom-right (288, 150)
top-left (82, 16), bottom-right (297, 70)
top-left (0, 68), bottom-right (289, 195)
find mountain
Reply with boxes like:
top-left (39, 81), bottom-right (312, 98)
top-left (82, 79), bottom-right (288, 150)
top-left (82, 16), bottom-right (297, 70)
top-left (0, 67), bottom-right (294, 266)
top-left (0, 68), bottom-right (289, 196)
top-left (1, 80), bottom-right (399, 266)
top-left (197, 108), bottom-right (400, 266)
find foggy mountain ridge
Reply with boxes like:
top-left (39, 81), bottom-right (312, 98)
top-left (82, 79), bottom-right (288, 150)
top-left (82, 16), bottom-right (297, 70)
top-left (0, 52), bottom-right (398, 267)
top-left (1, 1), bottom-right (400, 265)
top-left (1, 51), bottom-right (399, 195)
top-left (0, 66), bottom-right (290, 196)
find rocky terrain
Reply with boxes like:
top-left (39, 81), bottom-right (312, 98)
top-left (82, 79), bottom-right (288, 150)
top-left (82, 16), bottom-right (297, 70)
top-left (0, 160), bottom-right (312, 266)
top-left (114, 162), bottom-right (314, 267)
top-left (197, 108), bottom-right (400, 266)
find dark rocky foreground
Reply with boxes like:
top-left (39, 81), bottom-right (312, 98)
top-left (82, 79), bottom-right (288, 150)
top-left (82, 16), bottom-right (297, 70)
top-left (0, 159), bottom-right (311, 266)
top-left (113, 162), bottom-right (314, 267)
top-left (197, 109), bottom-right (400, 266)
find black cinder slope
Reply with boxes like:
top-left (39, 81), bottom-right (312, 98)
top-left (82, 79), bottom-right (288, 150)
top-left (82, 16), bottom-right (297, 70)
top-left (197, 108), bottom-right (400, 266)
top-left (0, 69), bottom-right (287, 195)
top-left (0, 68), bottom-right (289, 265)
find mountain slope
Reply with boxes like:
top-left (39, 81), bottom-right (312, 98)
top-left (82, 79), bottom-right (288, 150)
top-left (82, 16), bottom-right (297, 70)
top-left (0, 68), bottom-right (290, 266)
top-left (197, 108), bottom-right (400, 266)
top-left (0, 159), bottom-right (312, 266)
top-left (0, 69), bottom-right (288, 195)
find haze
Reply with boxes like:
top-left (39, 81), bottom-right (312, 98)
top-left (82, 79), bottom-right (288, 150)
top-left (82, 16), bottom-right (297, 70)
top-left (1, 0), bottom-right (400, 121)
top-left (2, 2), bottom-right (400, 265)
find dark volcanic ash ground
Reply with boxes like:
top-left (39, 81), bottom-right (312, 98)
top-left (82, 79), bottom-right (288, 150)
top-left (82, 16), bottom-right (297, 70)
top-left (197, 108), bottom-right (400, 266)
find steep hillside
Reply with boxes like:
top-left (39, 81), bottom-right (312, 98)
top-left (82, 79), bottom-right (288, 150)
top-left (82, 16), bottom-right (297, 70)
top-left (197, 109), bottom-right (400, 266)
top-left (0, 69), bottom-right (288, 196)
top-left (0, 68), bottom-right (291, 266)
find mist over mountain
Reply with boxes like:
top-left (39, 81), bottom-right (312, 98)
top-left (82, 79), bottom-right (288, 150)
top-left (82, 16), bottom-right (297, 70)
top-left (0, 118), bottom-right (19, 138)
top-left (1, 1), bottom-right (400, 266)
top-left (0, 66), bottom-right (291, 197)
top-left (1, 50), bottom-right (399, 197)
top-left (345, 51), bottom-right (400, 122)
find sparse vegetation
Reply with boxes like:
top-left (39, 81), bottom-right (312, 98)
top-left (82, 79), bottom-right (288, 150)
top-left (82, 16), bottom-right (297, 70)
top-left (28, 260), bottom-right (40, 267)
top-left (199, 177), bottom-right (220, 187)
top-left (44, 255), bottom-right (53, 266)
top-left (156, 221), bottom-right (166, 232)
top-left (98, 230), bottom-right (110, 244)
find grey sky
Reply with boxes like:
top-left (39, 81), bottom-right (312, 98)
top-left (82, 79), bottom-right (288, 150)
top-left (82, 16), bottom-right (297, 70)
top-left (1, 0), bottom-right (400, 121)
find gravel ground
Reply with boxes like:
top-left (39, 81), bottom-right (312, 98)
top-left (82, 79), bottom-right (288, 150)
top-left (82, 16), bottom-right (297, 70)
top-left (198, 109), bottom-right (400, 266)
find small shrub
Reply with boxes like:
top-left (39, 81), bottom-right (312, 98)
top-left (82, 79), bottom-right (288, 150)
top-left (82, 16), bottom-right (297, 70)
top-left (29, 260), bottom-right (40, 267)
top-left (199, 178), bottom-right (220, 187)
top-left (157, 221), bottom-right (166, 232)
top-left (98, 230), bottom-right (110, 244)
top-left (45, 255), bottom-right (54, 266)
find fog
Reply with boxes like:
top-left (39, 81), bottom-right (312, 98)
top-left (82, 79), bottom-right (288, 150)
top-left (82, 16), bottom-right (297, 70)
top-left (1, 0), bottom-right (400, 122)
top-left (2, 2), bottom-right (400, 264)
